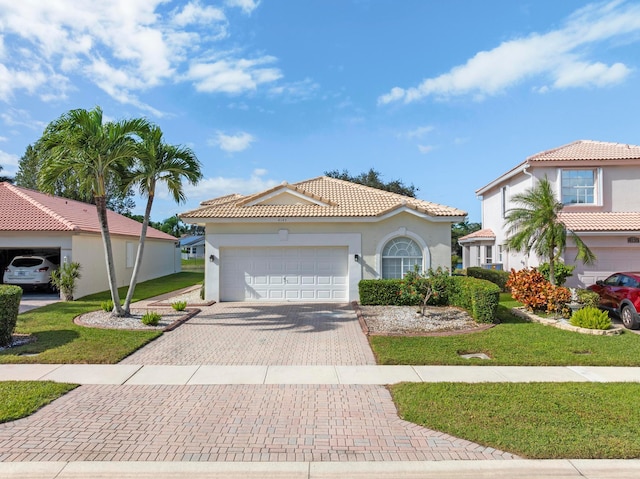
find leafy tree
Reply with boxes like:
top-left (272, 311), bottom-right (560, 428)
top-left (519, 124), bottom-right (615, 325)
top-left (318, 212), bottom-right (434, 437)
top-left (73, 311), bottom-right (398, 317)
top-left (156, 215), bottom-right (188, 237)
top-left (325, 168), bottom-right (418, 197)
top-left (451, 219), bottom-right (482, 257)
top-left (504, 177), bottom-right (595, 285)
top-left (15, 142), bottom-right (136, 215)
top-left (38, 106), bottom-right (150, 316)
top-left (121, 125), bottom-right (202, 314)
top-left (0, 165), bottom-right (12, 183)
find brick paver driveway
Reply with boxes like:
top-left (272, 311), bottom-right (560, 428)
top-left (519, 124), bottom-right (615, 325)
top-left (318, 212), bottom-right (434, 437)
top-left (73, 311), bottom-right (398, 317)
top-left (121, 302), bottom-right (376, 365)
top-left (0, 302), bottom-right (518, 462)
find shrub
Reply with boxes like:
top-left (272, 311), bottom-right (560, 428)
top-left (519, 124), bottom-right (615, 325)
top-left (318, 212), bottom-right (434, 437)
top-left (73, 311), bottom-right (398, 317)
top-left (101, 299), bottom-right (114, 312)
top-left (506, 268), bottom-right (571, 314)
top-left (0, 285), bottom-right (22, 347)
top-left (576, 289), bottom-right (600, 309)
top-left (50, 262), bottom-right (81, 301)
top-left (570, 306), bottom-right (612, 330)
top-left (537, 262), bottom-right (575, 286)
top-left (172, 300), bottom-right (187, 311)
top-left (448, 276), bottom-right (500, 323)
top-left (358, 274), bottom-right (500, 323)
top-left (141, 311), bottom-right (162, 326)
top-left (467, 267), bottom-right (510, 292)
top-left (359, 279), bottom-right (404, 305)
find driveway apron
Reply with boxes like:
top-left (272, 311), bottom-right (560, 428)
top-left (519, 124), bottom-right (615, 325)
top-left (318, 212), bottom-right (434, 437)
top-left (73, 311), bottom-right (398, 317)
top-left (0, 302), bottom-right (517, 462)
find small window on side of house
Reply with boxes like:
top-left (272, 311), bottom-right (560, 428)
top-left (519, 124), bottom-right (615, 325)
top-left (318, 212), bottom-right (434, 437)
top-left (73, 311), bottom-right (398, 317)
top-left (126, 241), bottom-right (135, 268)
top-left (561, 169), bottom-right (595, 205)
top-left (501, 186), bottom-right (507, 218)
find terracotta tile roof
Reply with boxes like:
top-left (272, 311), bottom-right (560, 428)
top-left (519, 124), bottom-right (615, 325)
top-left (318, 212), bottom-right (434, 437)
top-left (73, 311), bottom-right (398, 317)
top-left (181, 176), bottom-right (467, 220)
top-left (527, 140), bottom-right (640, 162)
top-left (459, 228), bottom-right (496, 241)
top-left (0, 182), bottom-right (176, 241)
top-left (559, 212), bottom-right (640, 232)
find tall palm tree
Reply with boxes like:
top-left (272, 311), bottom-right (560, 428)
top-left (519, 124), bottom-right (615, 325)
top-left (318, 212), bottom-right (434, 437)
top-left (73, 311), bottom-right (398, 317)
top-left (504, 177), bottom-right (596, 285)
top-left (38, 107), bottom-right (150, 316)
top-left (122, 125), bottom-right (202, 314)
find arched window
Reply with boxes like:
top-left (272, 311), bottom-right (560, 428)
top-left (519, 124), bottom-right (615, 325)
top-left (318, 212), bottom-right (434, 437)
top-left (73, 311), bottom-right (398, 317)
top-left (382, 237), bottom-right (423, 279)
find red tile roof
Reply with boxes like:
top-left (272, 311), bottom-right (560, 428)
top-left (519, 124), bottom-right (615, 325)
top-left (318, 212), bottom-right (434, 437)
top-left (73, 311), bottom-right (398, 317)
top-left (459, 228), bottom-right (496, 242)
top-left (559, 212), bottom-right (640, 232)
top-left (0, 182), bottom-right (176, 241)
top-left (182, 176), bottom-right (467, 220)
top-left (527, 140), bottom-right (640, 162)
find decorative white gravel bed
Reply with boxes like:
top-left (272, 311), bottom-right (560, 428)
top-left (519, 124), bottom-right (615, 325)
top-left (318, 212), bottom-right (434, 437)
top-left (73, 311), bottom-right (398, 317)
top-left (359, 305), bottom-right (480, 334)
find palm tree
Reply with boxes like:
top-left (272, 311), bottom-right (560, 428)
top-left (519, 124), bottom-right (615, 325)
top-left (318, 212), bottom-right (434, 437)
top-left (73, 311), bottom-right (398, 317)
top-left (122, 125), bottom-right (202, 314)
top-left (38, 107), bottom-right (150, 316)
top-left (504, 177), bottom-right (596, 285)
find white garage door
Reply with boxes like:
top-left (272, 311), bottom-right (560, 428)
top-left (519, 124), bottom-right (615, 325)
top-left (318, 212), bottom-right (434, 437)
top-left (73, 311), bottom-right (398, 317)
top-left (220, 246), bottom-right (348, 301)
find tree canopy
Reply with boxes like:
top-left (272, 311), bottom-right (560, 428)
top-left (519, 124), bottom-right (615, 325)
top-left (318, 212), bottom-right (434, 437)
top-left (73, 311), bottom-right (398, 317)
top-left (325, 168), bottom-right (418, 197)
top-left (0, 165), bottom-right (12, 183)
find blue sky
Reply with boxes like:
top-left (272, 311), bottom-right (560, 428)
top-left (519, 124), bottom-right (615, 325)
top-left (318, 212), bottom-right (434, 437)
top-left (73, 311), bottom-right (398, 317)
top-left (1, 0), bottom-right (640, 222)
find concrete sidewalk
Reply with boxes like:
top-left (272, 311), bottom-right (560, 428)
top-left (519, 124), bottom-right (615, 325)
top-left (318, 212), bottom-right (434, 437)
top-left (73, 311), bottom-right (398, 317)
top-left (2, 364), bottom-right (640, 385)
top-left (1, 459), bottom-right (640, 478)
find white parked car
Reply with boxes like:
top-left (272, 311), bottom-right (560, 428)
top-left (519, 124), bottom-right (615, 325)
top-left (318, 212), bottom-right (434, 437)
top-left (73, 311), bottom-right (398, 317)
top-left (3, 255), bottom-right (59, 291)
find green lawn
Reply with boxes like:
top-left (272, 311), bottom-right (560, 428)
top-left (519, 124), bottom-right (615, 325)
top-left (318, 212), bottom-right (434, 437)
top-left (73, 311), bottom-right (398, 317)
top-left (181, 258), bottom-right (204, 272)
top-left (0, 271), bottom-right (203, 364)
top-left (0, 381), bottom-right (77, 423)
top-left (391, 382), bottom-right (640, 459)
top-left (370, 294), bottom-right (640, 366)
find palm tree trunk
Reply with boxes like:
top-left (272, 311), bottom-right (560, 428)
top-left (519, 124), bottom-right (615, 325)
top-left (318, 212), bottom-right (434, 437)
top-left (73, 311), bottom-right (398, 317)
top-left (123, 194), bottom-right (154, 314)
top-left (548, 245), bottom-right (556, 286)
top-left (95, 196), bottom-right (125, 316)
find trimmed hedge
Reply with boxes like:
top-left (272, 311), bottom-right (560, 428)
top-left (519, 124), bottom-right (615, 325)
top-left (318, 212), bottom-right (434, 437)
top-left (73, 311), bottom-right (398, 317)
top-left (0, 285), bottom-right (22, 347)
top-left (466, 267), bottom-right (510, 292)
top-left (359, 276), bottom-right (500, 324)
top-left (448, 276), bottom-right (500, 324)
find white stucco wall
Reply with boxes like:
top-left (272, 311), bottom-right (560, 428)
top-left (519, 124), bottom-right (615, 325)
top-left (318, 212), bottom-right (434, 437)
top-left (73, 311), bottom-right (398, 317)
top-left (202, 211), bottom-right (455, 302)
top-left (71, 234), bottom-right (180, 299)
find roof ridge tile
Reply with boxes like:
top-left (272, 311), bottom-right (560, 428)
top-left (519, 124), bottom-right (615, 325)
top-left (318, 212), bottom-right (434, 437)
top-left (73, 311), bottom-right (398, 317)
top-left (5, 183), bottom-right (77, 231)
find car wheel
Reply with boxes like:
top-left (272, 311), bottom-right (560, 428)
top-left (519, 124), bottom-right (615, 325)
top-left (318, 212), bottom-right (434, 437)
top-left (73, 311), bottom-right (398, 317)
top-left (621, 305), bottom-right (639, 330)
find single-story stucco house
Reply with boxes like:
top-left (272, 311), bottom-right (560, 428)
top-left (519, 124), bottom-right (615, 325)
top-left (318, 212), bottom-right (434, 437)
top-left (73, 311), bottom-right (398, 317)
top-left (181, 176), bottom-right (466, 302)
top-left (180, 235), bottom-right (205, 259)
top-left (0, 182), bottom-right (181, 298)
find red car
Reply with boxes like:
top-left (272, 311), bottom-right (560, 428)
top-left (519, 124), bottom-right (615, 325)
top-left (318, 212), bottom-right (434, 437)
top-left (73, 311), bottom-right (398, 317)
top-left (588, 272), bottom-right (640, 329)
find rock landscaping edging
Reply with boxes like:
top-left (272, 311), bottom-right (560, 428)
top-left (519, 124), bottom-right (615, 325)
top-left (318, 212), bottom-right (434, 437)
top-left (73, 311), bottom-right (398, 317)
top-left (352, 301), bottom-right (494, 337)
top-left (74, 308), bottom-right (200, 332)
top-left (511, 307), bottom-right (624, 336)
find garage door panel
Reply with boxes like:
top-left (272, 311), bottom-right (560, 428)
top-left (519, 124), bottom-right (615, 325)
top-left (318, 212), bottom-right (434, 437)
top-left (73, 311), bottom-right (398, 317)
top-left (220, 246), bottom-right (347, 301)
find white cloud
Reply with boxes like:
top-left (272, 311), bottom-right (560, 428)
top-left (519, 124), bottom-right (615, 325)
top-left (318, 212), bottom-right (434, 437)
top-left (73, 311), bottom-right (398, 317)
top-left (401, 125), bottom-right (434, 139)
top-left (0, 0), bottom-right (280, 114)
top-left (225, 0), bottom-right (261, 15)
top-left (210, 131), bottom-right (256, 152)
top-left (184, 168), bottom-right (279, 201)
top-left (0, 149), bottom-right (20, 176)
top-left (417, 145), bottom-right (434, 154)
top-left (1, 108), bottom-right (47, 130)
top-left (269, 78), bottom-right (319, 101)
top-left (379, 0), bottom-right (640, 104)
top-left (187, 57), bottom-right (282, 93)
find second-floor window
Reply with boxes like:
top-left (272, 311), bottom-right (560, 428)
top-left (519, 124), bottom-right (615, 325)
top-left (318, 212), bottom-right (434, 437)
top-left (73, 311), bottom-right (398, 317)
top-left (561, 169), bottom-right (595, 205)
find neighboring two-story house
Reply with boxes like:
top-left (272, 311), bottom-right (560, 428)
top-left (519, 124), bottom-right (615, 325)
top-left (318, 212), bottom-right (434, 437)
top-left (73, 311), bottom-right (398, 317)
top-left (460, 140), bottom-right (640, 288)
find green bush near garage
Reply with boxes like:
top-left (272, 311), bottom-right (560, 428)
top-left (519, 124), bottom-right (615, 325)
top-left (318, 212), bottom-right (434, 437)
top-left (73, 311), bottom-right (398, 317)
top-left (0, 285), bottom-right (22, 347)
top-left (466, 267), bottom-right (510, 292)
top-left (358, 274), bottom-right (500, 323)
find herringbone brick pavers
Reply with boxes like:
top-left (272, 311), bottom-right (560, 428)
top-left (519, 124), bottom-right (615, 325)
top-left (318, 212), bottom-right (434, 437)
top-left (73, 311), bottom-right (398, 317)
top-left (0, 384), bottom-right (517, 462)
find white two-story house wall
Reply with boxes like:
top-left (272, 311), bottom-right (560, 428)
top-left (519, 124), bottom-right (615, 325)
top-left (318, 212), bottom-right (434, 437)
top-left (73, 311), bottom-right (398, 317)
top-left (460, 140), bottom-right (640, 288)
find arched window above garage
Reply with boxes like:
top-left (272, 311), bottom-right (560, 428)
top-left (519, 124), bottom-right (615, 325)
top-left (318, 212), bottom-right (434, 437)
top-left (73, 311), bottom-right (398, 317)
top-left (381, 237), bottom-right (423, 279)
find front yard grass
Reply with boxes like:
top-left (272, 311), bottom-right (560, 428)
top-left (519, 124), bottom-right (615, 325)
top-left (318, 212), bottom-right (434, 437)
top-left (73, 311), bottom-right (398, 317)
top-left (0, 381), bottom-right (77, 424)
top-left (391, 382), bottom-right (640, 459)
top-left (370, 294), bottom-right (640, 366)
top-left (0, 271), bottom-right (203, 364)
